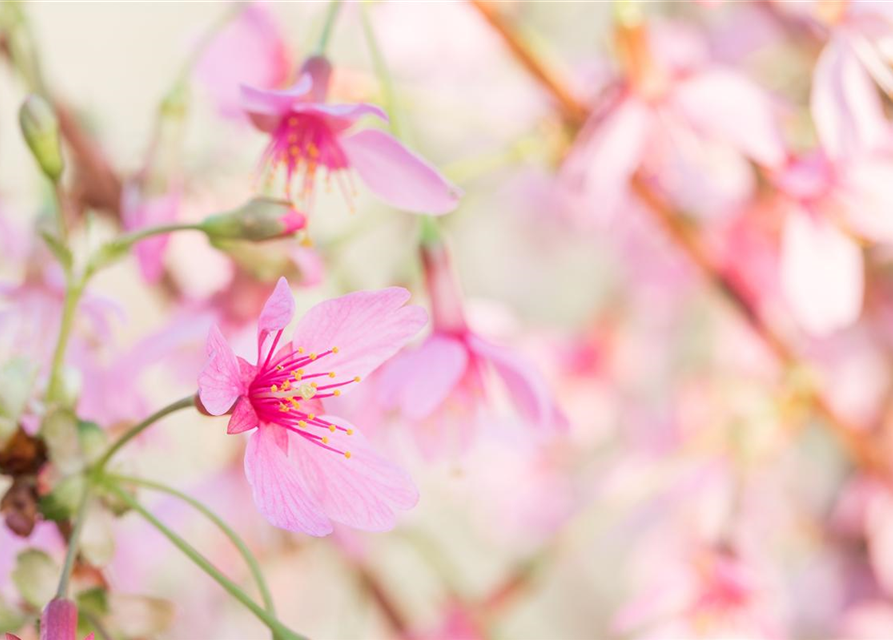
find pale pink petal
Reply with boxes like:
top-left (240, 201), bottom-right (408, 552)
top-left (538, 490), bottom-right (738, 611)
top-left (812, 36), bottom-right (887, 160)
top-left (564, 95), bottom-right (651, 221)
top-left (257, 277), bottom-right (295, 358)
top-left (467, 335), bottom-right (566, 431)
top-left (780, 209), bottom-right (864, 336)
top-left (198, 325), bottom-right (244, 415)
top-left (671, 66), bottom-right (785, 168)
top-left (290, 287), bottom-right (428, 394)
top-left (290, 416), bottom-right (418, 531)
top-left (289, 246), bottom-right (325, 287)
top-left (121, 184), bottom-right (180, 284)
top-left (243, 424), bottom-right (332, 535)
top-left (227, 396), bottom-right (259, 435)
top-left (195, 4), bottom-right (291, 119)
top-left (377, 334), bottom-right (468, 420)
top-left (838, 156), bottom-right (893, 243)
top-left (340, 129), bottom-right (461, 215)
top-left (240, 77), bottom-right (313, 131)
top-left (292, 102), bottom-right (388, 125)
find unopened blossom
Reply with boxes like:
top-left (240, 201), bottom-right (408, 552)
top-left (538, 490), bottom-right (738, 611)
top-left (241, 55), bottom-right (460, 215)
top-left (198, 277), bottom-right (426, 535)
top-left (378, 238), bottom-right (565, 458)
top-left (563, 17), bottom-right (785, 220)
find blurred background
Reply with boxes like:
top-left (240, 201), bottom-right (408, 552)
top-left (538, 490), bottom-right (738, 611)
top-left (4, 1), bottom-right (893, 639)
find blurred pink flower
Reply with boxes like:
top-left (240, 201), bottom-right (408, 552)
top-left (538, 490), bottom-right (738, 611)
top-left (121, 182), bottom-right (181, 285)
top-left (198, 277), bottom-right (426, 535)
top-left (194, 3), bottom-right (291, 119)
top-left (378, 241), bottom-right (565, 458)
top-left (564, 20), bottom-right (785, 221)
top-left (241, 55), bottom-right (460, 215)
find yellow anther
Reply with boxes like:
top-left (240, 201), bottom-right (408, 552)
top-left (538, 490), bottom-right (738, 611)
top-left (309, 353), bottom-right (317, 360)
top-left (278, 403), bottom-right (289, 412)
top-left (332, 346), bottom-right (339, 354)
top-left (329, 372), bottom-right (336, 378)
top-left (293, 369), bottom-right (303, 380)
top-left (344, 451), bottom-right (352, 459)
top-left (282, 380), bottom-right (291, 391)
top-left (289, 398), bottom-right (301, 408)
top-left (298, 420), bottom-right (307, 428)
top-left (321, 437), bottom-right (329, 444)
top-left (311, 382), bottom-right (318, 388)
top-left (308, 413), bottom-right (315, 420)
top-left (346, 429), bottom-right (353, 436)
top-left (329, 424), bottom-right (336, 432)
top-left (289, 145), bottom-right (300, 157)
top-left (353, 376), bottom-right (361, 383)
top-left (288, 116), bottom-right (298, 127)
top-left (271, 384), bottom-right (279, 393)
top-left (297, 347), bottom-right (305, 354)
top-left (333, 389), bottom-right (341, 397)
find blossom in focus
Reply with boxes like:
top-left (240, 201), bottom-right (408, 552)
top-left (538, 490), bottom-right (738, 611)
top-left (563, 18), bottom-right (785, 220)
top-left (198, 277), bottom-right (426, 535)
top-left (378, 237), bottom-right (566, 458)
top-left (194, 3), bottom-right (291, 119)
top-left (241, 55), bottom-right (460, 215)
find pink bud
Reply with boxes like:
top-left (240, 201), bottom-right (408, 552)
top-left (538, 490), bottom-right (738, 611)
top-left (40, 598), bottom-right (77, 640)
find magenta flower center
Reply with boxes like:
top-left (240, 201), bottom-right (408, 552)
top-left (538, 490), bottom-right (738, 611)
top-left (261, 113), bottom-right (356, 212)
top-left (248, 329), bottom-right (360, 457)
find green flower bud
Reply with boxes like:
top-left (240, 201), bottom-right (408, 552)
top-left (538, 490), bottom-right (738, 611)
top-left (201, 198), bottom-right (307, 242)
top-left (19, 94), bottom-right (63, 182)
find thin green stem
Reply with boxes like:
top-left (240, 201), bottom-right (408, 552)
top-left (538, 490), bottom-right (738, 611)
top-left (93, 396), bottom-right (195, 471)
top-left (115, 222), bottom-right (205, 248)
top-left (359, 1), bottom-right (405, 140)
top-left (46, 277), bottom-right (84, 403)
top-left (107, 473), bottom-right (275, 614)
top-left (55, 481), bottom-right (90, 598)
top-left (315, 0), bottom-right (344, 55)
top-left (102, 481), bottom-right (306, 640)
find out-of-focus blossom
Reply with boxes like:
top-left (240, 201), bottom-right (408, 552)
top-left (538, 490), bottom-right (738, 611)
top-left (378, 239), bottom-right (565, 458)
top-left (194, 3), bottom-right (291, 119)
top-left (198, 277), bottom-right (425, 535)
top-left (564, 18), bottom-right (785, 221)
top-left (121, 182), bottom-right (181, 285)
top-left (241, 55), bottom-right (460, 215)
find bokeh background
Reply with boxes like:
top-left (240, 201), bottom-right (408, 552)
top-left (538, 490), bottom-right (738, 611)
top-left (5, 1), bottom-right (893, 639)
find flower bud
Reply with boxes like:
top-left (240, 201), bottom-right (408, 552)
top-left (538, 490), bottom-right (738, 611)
top-left (201, 198), bottom-right (306, 242)
top-left (40, 597), bottom-right (77, 640)
top-left (19, 94), bottom-right (63, 183)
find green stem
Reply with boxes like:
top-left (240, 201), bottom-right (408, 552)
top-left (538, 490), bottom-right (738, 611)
top-left (93, 396), bottom-right (195, 471)
top-left (115, 222), bottom-right (205, 248)
top-left (55, 481), bottom-right (90, 598)
top-left (46, 277), bottom-right (84, 403)
top-left (315, 0), bottom-right (343, 55)
top-left (102, 481), bottom-right (306, 640)
top-left (107, 473), bottom-right (275, 614)
top-left (359, 1), bottom-right (404, 140)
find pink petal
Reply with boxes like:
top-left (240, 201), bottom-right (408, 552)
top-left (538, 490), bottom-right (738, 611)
top-left (243, 424), bottom-right (332, 535)
top-left (811, 36), bottom-right (886, 160)
top-left (257, 277), bottom-right (295, 359)
top-left (198, 325), bottom-right (244, 415)
top-left (291, 287), bottom-right (428, 394)
top-left (227, 396), bottom-right (259, 435)
top-left (292, 102), bottom-right (389, 126)
top-left (378, 334), bottom-right (469, 420)
top-left (121, 184), bottom-right (180, 285)
top-left (240, 77), bottom-right (313, 131)
top-left (563, 95), bottom-right (651, 221)
top-left (838, 155), bottom-right (893, 243)
top-left (780, 209), bottom-right (864, 336)
top-left (340, 129), bottom-right (461, 215)
top-left (290, 416), bottom-right (418, 531)
top-left (467, 335), bottom-right (566, 431)
top-left (194, 4), bottom-right (291, 119)
top-left (671, 66), bottom-right (785, 168)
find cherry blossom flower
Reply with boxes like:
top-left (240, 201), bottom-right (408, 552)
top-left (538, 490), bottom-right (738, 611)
top-left (198, 277), bottom-right (425, 535)
top-left (563, 19), bottom-right (785, 221)
top-left (241, 55), bottom-right (460, 215)
top-left (378, 239), bottom-right (565, 458)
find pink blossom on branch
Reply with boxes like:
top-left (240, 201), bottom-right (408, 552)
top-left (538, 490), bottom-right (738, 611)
top-left (241, 55), bottom-right (461, 215)
top-left (197, 277), bottom-right (426, 535)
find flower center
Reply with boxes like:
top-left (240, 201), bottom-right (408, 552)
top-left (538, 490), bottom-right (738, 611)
top-left (248, 332), bottom-right (361, 458)
top-left (260, 113), bottom-right (357, 214)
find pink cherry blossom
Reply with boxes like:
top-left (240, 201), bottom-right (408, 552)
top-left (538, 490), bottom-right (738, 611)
top-left (241, 55), bottom-right (460, 215)
top-left (378, 240), bottom-right (565, 458)
top-left (563, 20), bottom-right (785, 221)
top-left (197, 277), bottom-right (426, 535)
